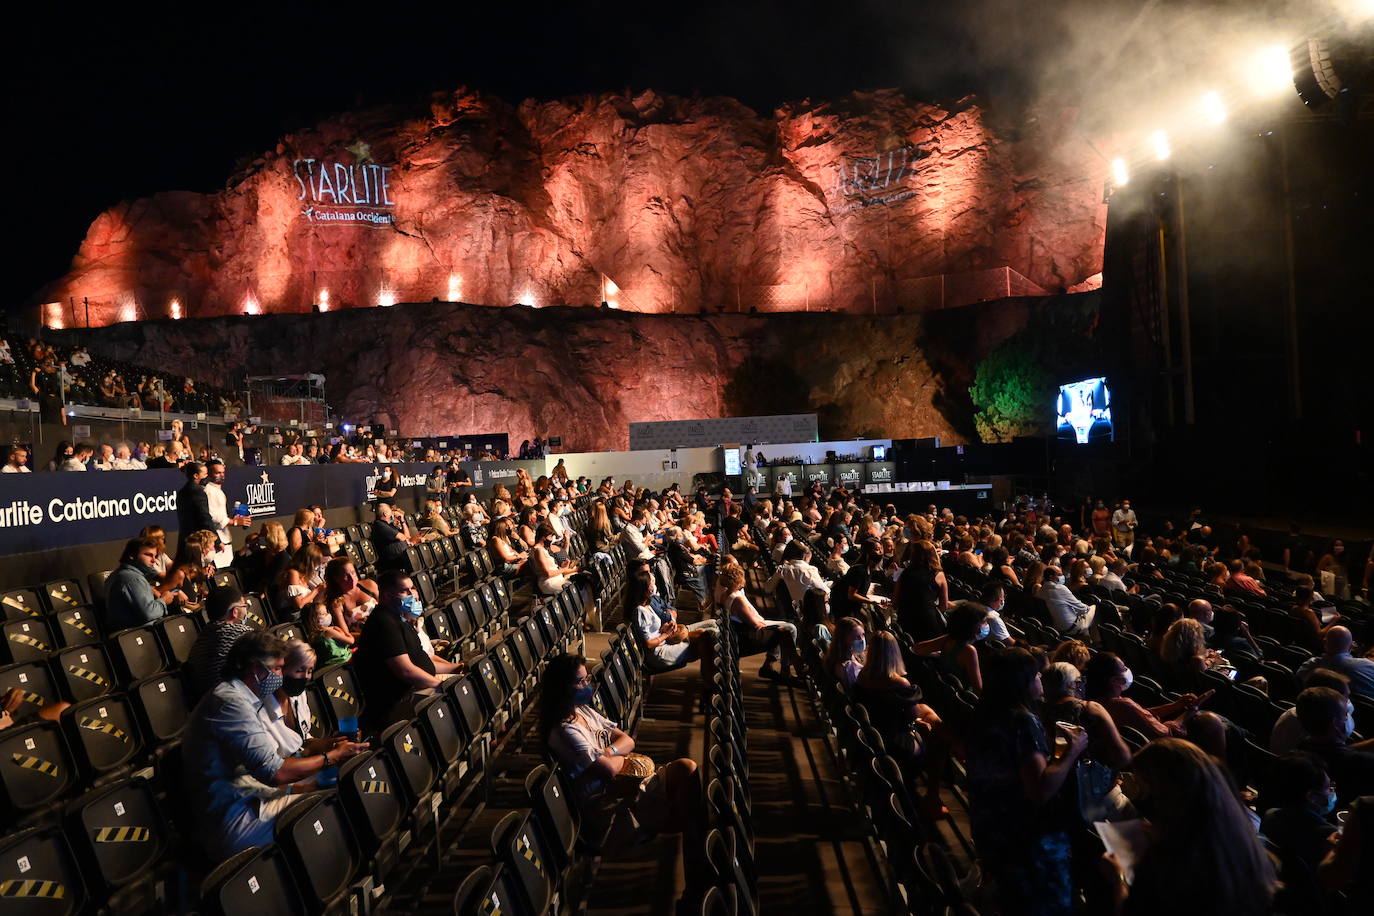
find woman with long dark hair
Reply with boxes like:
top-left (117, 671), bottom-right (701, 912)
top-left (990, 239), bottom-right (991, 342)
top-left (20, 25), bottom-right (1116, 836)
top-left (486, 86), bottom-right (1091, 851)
top-left (540, 654), bottom-right (707, 905)
top-left (1106, 738), bottom-right (1276, 913)
top-left (966, 648), bottom-right (1089, 915)
top-left (893, 539), bottom-right (949, 640)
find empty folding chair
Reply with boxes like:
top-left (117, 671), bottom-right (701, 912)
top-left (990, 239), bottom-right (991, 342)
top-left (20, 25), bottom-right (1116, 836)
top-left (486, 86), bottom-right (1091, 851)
top-left (473, 657), bottom-right (510, 731)
top-left (60, 694), bottom-right (144, 784)
top-left (241, 595), bottom-right (271, 629)
top-left (0, 660), bottom-right (61, 720)
top-left (1, 586), bottom-right (45, 621)
top-left (524, 764), bottom-right (579, 869)
top-left (2, 615), bottom-right (57, 664)
top-left (212, 569), bottom-right (244, 593)
top-left (63, 776), bottom-right (171, 914)
top-left (41, 579), bottom-right (89, 615)
top-left (0, 825), bottom-right (88, 914)
top-left (315, 664), bottom-right (364, 730)
top-left (107, 625), bottom-right (170, 684)
top-left (129, 671), bottom-right (192, 747)
top-left (271, 621), bottom-right (303, 644)
top-left (493, 642), bottom-right (527, 699)
top-left (0, 720), bottom-right (78, 822)
top-left (273, 789), bottom-right (361, 915)
top-left (55, 643), bottom-right (116, 701)
top-left (153, 613), bottom-right (202, 667)
top-left (337, 750), bottom-right (405, 883)
top-left (50, 605), bottom-right (102, 649)
top-left (414, 694), bottom-right (469, 798)
top-left (453, 864), bottom-right (523, 916)
top-left (199, 843), bottom-right (306, 916)
top-left (490, 810), bottom-right (557, 916)
top-left (380, 718), bottom-right (440, 835)
top-left (446, 674), bottom-right (490, 745)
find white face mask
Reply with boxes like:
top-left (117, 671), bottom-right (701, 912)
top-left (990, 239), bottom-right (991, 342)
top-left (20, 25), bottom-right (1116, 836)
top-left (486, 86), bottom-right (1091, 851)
top-left (316, 615), bottom-right (331, 629)
top-left (1120, 667), bottom-right (1134, 690)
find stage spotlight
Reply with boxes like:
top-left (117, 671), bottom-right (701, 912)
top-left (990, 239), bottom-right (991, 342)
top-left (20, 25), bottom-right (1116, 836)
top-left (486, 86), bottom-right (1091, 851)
top-left (1200, 91), bottom-right (1227, 125)
top-left (243, 295), bottom-right (260, 316)
top-left (169, 298), bottom-right (182, 320)
top-left (1250, 44), bottom-right (1295, 96)
top-left (378, 289), bottom-right (396, 307)
top-left (318, 289), bottom-right (330, 311)
top-left (447, 274), bottom-right (462, 301)
top-left (1110, 158), bottom-right (1130, 187)
top-left (1151, 130), bottom-right (1171, 161)
top-left (1292, 38), bottom-right (1343, 109)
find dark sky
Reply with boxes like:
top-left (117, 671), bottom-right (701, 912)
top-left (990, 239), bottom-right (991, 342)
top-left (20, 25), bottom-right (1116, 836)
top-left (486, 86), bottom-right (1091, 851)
top-left (4, 0), bottom-right (1341, 301)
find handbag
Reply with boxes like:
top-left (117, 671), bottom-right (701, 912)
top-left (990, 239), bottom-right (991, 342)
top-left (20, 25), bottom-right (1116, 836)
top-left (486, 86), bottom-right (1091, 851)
top-left (1075, 756), bottom-right (1117, 822)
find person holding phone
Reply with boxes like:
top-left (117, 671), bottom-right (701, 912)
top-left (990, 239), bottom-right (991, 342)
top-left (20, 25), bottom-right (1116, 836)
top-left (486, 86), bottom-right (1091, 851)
top-left (1082, 652), bottom-right (1227, 760)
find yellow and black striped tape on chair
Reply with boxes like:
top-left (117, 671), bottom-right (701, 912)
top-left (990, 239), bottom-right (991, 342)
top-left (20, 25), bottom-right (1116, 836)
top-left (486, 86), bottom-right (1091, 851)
top-left (479, 892), bottom-right (503, 916)
top-left (93, 826), bottom-right (150, 843)
top-left (66, 666), bottom-right (109, 689)
top-left (0, 879), bottom-right (66, 899)
top-left (325, 686), bottom-right (356, 708)
top-left (79, 717), bottom-right (131, 743)
top-left (18, 692), bottom-right (46, 708)
top-left (7, 632), bottom-right (51, 653)
top-left (61, 615), bottom-right (95, 637)
top-left (48, 590), bottom-right (79, 607)
top-left (361, 780), bottom-right (390, 794)
top-left (9, 752), bottom-right (60, 777)
top-left (515, 832), bottom-right (544, 875)
top-left (1, 596), bottom-right (39, 617)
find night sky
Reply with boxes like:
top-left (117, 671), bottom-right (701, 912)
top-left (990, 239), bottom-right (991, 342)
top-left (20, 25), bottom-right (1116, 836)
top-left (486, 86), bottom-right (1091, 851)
top-left (6, 0), bottom-right (1364, 303)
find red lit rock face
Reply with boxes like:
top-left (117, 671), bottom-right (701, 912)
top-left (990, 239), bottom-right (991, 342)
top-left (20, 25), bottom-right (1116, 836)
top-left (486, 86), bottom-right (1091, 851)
top-left (50, 302), bottom-right (972, 452)
top-left (41, 89), bottom-right (1105, 324)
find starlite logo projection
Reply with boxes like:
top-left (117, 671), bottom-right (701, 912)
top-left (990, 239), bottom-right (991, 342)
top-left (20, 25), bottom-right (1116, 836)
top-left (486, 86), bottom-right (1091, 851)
top-left (292, 140), bottom-right (395, 227)
top-left (831, 144), bottom-right (931, 214)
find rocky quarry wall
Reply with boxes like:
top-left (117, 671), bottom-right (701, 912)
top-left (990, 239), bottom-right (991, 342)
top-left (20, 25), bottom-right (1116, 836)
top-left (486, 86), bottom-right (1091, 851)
top-left (40, 88), bottom-right (1105, 324)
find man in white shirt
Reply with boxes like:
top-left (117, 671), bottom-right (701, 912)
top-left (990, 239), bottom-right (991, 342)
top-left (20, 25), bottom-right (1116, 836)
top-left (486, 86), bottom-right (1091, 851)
top-left (91, 443), bottom-right (116, 471)
top-left (1037, 565), bottom-right (1096, 637)
top-left (280, 443), bottom-right (309, 466)
top-left (1111, 500), bottom-right (1138, 549)
top-left (205, 459), bottom-right (250, 568)
top-left (766, 542), bottom-right (831, 606)
top-left (775, 474), bottom-right (793, 499)
top-left (69, 346), bottom-right (91, 368)
top-left (1099, 558), bottom-right (1129, 593)
top-left (620, 507), bottom-right (655, 561)
top-left (2, 446), bottom-right (30, 473)
top-left (110, 443), bottom-right (146, 470)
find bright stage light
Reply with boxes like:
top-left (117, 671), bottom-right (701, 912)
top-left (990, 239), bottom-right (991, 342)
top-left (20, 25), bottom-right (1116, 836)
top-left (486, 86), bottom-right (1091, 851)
top-left (447, 274), bottom-right (462, 301)
top-left (169, 298), bottom-right (182, 320)
top-left (1111, 158), bottom-right (1130, 187)
top-left (244, 295), bottom-right (260, 315)
top-left (1151, 130), bottom-right (1171, 161)
top-left (378, 289), bottom-right (396, 307)
top-left (318, 289), bottom-right (330, 311)
top-left (1200, 91), bottom-right (1227, 125)
top-left (519, 289), bottom-right (537, 307)
top-left (1250, 44), bottom-right (1295, 96)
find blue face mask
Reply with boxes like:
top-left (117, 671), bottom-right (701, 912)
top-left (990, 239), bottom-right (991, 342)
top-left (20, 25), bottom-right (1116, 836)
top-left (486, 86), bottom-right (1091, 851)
top-left (977, 623), bottom-right (992, 640)
top-left (400, 595), bottom-right (423, 618)
top-left (851, 637), bottom-right (866, 656)
top-left (574, 685), bottom-right (596, 706)
top-left (1318, 788), bottom-right (1337, 816)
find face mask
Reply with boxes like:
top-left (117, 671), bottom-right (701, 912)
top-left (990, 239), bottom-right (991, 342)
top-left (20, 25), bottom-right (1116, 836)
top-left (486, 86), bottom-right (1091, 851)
top-left (851, 637), bottom-right (866, 656)
top-left (574, 685), bottom-right (596, 706)
top-left (977, 623), bottom-right (991, 640)
top-left (1317, 788), bottom-right (1337, 815)
top-left (316, 615), bottom-right (331, 630)
top-left (282, 676), bottom-right (310, 697)
top-left (1336, 713), bottom-right (1354, 742)
top-left (1120, 667), bottom-right (1134, 690)
top-left (400, 595), bottom-right (424, 618)
top-left (257, 665), bottom-right (283, 699)
top-left (1348, 701), bottom-right (1357, 738)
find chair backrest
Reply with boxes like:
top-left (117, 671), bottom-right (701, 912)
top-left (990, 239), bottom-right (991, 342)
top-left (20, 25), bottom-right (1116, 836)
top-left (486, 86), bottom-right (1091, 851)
top-left (127, 672), bottom-right (190, 747)
top-left (241, 595), bottom-right (270, 629)
top-left (447, 674), bottom-right (488, 740)
top-left (56, 644), bottom-right (116, 701)
top-left (492, 642), bottom-right (523, 694)
top-left (453, 863), bottom-right (522, 916)
top-left (51, 605), bottom-right (102, 649)
top-left (199, 843), bottom-right (305, 916)
top-left (0, 825), bottom-right (87, 915)
top-left (61, 694), bottom-right (144, 780)
top-left (337, 750), bottom-right (403, 856)
top-left (0, 587), bottom-right (45, 621)
top-left (490, 810), bottom-right (554, 916)
top-left (3, 615), bottom-right (57, 663)
top-left (108, 625), bottom-right (169, 683)
top-left (415, 694), bottom-right (465, 767)
top-left (381, 719), bottom-right (436, 805)
top-left (0, 660), bottom-right (61, 719)
top-left (153, 613), bottom-right (202, 666)
top-left (42, 580), bottom-right (89, 614)
top-left (315, 663), bottom-right (364, 724)
top-left (0, 720), bottom-right (77, 819)
top-left (64, 776), bottom-right (167, 897)
top-left (273, 790), bottom-right (359, 911)
top-left (474, 657), bottom-right (506, 715)
top-left (524, 764), bottom-right (578, 862)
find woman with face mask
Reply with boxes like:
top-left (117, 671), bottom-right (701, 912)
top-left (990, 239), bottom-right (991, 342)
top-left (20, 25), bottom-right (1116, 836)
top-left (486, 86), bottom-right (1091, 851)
top-left (1039, 662), bottom-right (1134, 827)
top-left (912, 603), bottom-right (992, 694)
top-left (540, 654), bottom-right (708, 908)
top-left (266, 640), bottom-right (323, 757)
top-left (302, 599), bottom-right (354, 666)
top-left (1082, 652), bottom-right (1227, 760)
top-left (823, 617), bottom-right (867, 688)
top-left (1260, 751), bottom-right (1338, 906)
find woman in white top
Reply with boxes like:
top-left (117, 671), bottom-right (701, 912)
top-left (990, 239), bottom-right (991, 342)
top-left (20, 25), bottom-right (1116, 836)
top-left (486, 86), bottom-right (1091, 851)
top-left (530, 522), bottom-right (580, 595)
top-left (625, 573), bottom-right (715, 679)
top-left (322, 557), bottom-right (379, 633)
top-left (540, 654), bottom-right (707, 901)
top-left (277, 543), bottom-right (329, 619)
top-left (718, 563), bottom-right (803, 681)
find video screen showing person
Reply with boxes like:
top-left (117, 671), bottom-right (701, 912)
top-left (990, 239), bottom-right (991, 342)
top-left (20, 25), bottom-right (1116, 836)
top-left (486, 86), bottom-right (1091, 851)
top-left (1056, 377), bottom-right (1113, 444)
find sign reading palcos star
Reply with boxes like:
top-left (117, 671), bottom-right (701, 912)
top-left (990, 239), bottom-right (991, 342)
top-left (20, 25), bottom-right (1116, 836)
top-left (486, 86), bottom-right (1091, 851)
top-left (291, 140), bottom-right (395, 226)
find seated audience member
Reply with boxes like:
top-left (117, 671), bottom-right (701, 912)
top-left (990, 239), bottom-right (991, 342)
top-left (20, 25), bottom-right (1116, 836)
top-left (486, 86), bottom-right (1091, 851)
top-left (621, 505), bottom-right (656, 561)
top-left (766, 540), bottom-right (832, 607)
top-left (833, 546), bottom-right (891, 627)
top-left (322, 557), bottom-right (379, 632)
top-left (2, 445), bottom-right (29, 473)
top-left (853, 631), bottom-right (943, 766)
top-left (540, 654), bottom-right (707, 903)
top-left (1105, 738), bottom-right (1276, 914)
top-left (182, 631), bottom-right (368, 858)
top-left (1082, 651), bottom-right (1226, 760)
top-left (369, 502), bottom-right (414, 571)
top-left (1297, 686), bottom-right (1374, 803)
top-left (1261, 751), bottom-right (1338, 904)
top-left (1039, 662), bottom-right (1133, 824)
top-left (1157, 617), bottom-right (1219, 690)
top-left (1145, 602), bottom-right (1183, 657)
top-left (977, 580), bottom-right (1013, 642)
top-left (893, 539), bottom-right (948, 640)
top-left (185, 587), bottom-right (255, 698)
top-left (1271, 668), bottom-right (1358, 754)
top-left (286, 508), bottom-right (317, 556)
top-left (234, 520), bottom-right (291, 595)
top-left (823, 616), bottom-right (866, 688)
top-left (353, 571), bottom-right (465, 731)
top-left (627, 573), bottom-right (713, 677)
top-left (421, 498), bottom-right (452, 537)
top-left (529, 521), bottom-right (580, 595)
top-left (1049, 639), bottom-right (1091, 672)
top-left (91, 443), bottom-right (116, 471)
top-left (489, 517), bottom-right (529, 579)
top-left (1289, 586), bottom-right (1327, 651)
top-left (912, 603), bottom-right (990, 694)
top-left (103, 536), bottom-right (182, 630)
top-left (1099, 558), bottom-right (1130, 593)
top-left (966, 648), bottom-right (1088, 914)
top-left (137, 524), bottom-right (177, 578)
top-left (1037, 565), bottom-right (1095, 637)
top-left (263, 639), bottom-right (325, 755)
top-left (719, 562), bottom-right (803, 681)
top-left (301, 600), bottom-right (354, 666)
top-left (1209, 604), bottom-right (1261, 662)
top-left (461, 503), bottom-right (489, 551)
top-left (1297, 626), bottom-right (1374, 700)
top-left (1184, 598), bottom-right (1214, 641)
top-left (275, 543), bottom-right (330, 620)
top-left (110, 443), bottom-right (145, 470)
top-left (1318, 792), bottom-right (1374, 898)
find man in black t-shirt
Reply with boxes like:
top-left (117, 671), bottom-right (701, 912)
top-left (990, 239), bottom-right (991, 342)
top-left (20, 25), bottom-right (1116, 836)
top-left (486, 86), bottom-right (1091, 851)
top-left (354, 570), bottom-right (465, 731)
top-left (370, 503), bottom-right (413, 571)
top-left (446, 462), bottom-right (472, 504)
